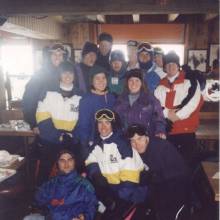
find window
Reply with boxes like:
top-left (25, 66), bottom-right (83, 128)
top-left (112, 44), bottom-right (184, 65)
top-left (0, 44), bottom-right (34, 100)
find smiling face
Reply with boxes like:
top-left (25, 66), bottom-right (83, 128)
top-left (99, 40), bottom-right (112, 56)
top-left (58, 153), bottom-right (75, 174)
top-left (130, 133), bottom-right (149, 154)
top-left (51, 50), bottom-right (64, 67)
top-left (98, 119), bottom-right (113, 137)
top-left (92, 73), bottom-right (107, 92)
top-left (165, 62), bottom-right (179, 77)
top-left (128, 77), bottom-right (142, 94)
top-left (60, 71), bottom-right (74, 86)
top-left (83, 52), bottom-right (97, 67)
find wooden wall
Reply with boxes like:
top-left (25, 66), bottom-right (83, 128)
top-left (98, 24), bottom-right (185, 44)
top-left (67, 23), bottom-right (97, 49)
top-left (67, 16), bottom-right (219, 62)
top-left (184, 16), bottom-right (219, 64)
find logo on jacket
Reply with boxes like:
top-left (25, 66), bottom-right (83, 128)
top-left (70, 104), bottom-right (79, 112)
top-left (110, 154), bottom-right (117, 163)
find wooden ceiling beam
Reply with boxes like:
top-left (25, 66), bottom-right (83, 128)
top-left (0, 0), bottom-right (218, 16)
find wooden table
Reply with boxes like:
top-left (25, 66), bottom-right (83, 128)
top-left (201, 161), bottom-right (219, 202)
top-left (0, 129), bottom-right (35, 182)
top-left (196, 123), bottom-right (219, 140)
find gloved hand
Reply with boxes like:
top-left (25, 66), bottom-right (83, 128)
top-left (61, 133), bottom-right (73, 148)
top-left (90, 172), bottom-right (114, 206)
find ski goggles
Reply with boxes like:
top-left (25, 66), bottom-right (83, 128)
top-left (95, 109), bottom-right (115, 121)
top-left (127, 124), bottom-right (148, 138)
top-left (49, 44), bottom-right (66, 53)
top-left (137, 43), bottom-right (153, 54)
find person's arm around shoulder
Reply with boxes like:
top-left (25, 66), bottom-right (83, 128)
top-left (175, 80), bottom-right (201, 120)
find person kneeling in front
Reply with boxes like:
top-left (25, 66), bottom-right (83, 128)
top-left (85, 109), bottom-right (148, 219)
top-left (127, 124), bottom-right (190, 220)
top-left (34, 149), bottom-right (97, 220)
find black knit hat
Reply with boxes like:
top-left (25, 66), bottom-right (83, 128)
top-left (82, 41), bottom-right (98, 57)
top-left (90, 65), bottom-right (107, 79)
top-left (57, 149), bottom-right (75, 161)
top-left (98, 32), bottom-right (113, 43)
top-left (127, 124), bottom-right (149, 139)
top-left (164, 51), bottom-right (180, 67)
top-left (110, 50), bottom-right (125, 63)
top-left (126, 68), bottom-right (143, 82)
top-left (59, 61), bottom-right (74, 74)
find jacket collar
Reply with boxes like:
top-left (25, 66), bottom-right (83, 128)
top-left (94, 131), bottom-right (122, 146)
top-left (160, 70), bottom-right (185, 88)
top-left (120, 90), bottom-right (150, 106)
top-left (57, 170), bottom-right (78, 183)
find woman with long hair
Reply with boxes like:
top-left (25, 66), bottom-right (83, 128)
top-left (114, 68), bottom-right (166, 139)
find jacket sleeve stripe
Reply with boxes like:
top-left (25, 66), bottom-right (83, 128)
top-left (120, 169), bottom-right (141, 183)
top-left (36, 111), bottom-right (51, 123)
top-left (52, 119), bottom-right (77, 131)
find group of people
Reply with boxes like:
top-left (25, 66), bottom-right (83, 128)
top-left (22, 32), bottom-right (209, 220)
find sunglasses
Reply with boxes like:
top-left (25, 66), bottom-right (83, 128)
top-left (127, 125), bottom-right (147, 138)
top-left (95, 109), bottom-right (115, 121)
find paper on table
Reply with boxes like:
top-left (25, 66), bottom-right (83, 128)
top-left (212, 172), bottom-right (220, 179)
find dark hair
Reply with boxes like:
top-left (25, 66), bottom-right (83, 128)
top-left (59, 61), bottom-right (74, 74)
top-left (94, 110), bottom-right (122, 138)
top-left (82, 41), bottom-right (98, 57)
top-left (89, 65), bottom-right (108, 92)
top-left (98, 32), bottom-right (113, 43)
top-left (123, 68), bottom-right (148, 94)
top-left (126, 124), bottom-right (149, 139)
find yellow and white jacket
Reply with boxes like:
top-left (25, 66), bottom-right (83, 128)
top-left (36, 89), bottom-right (81, 143)
top-left (85, 132), bottom-right (148, 203)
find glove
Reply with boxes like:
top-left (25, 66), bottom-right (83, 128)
top-left (91, 172), bottom-right (114, 205)
top-left (61, 133), bottom-right (73, 148)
